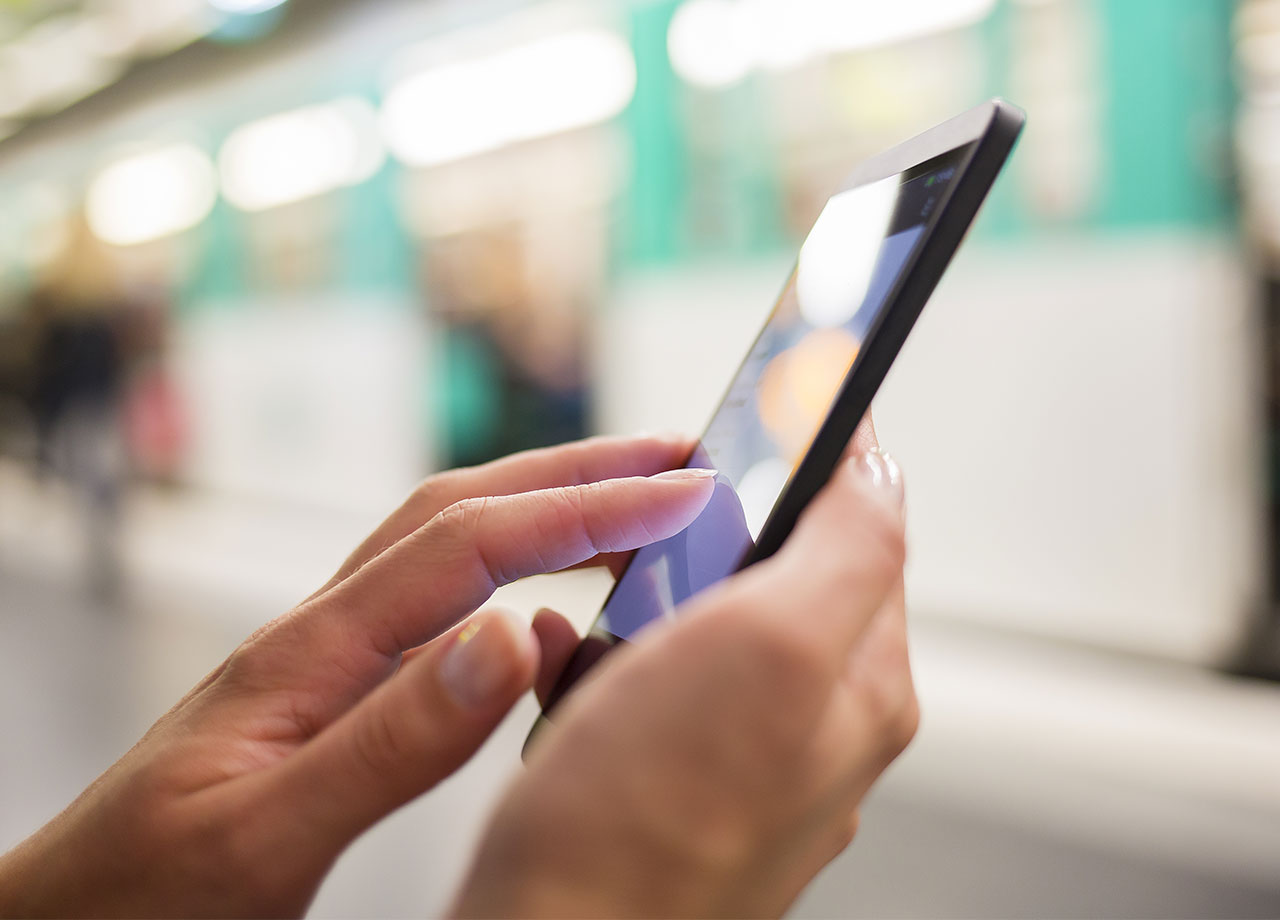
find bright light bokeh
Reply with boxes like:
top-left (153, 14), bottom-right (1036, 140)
top-left (666, 0), bottom-right (755, 89)
top-left (796, 177), bottom-right (898, 327)
top-left (381, 28), bottom-right (636, 168)
top-left (668, 0), bottom-right (998, 88)
top-left (219, 97), bottom-right (385, 212)
top-left (756, 326), bottom-right (859, 461)
top-left (86, 143), bottom-right (217, 246)
top-left (207, 0), bottom-right (289, 15)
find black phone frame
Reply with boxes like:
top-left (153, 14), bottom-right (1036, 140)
top-left (747, 99), bottom-right (1024, 562)
top-left (528, 99), bottom-right (1025, 748)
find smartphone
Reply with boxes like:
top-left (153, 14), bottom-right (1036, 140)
top-left (527, 99), bottom-right (1024, 751)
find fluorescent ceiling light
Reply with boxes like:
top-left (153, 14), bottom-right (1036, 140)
top-left (207, 0), bottom-right (288, 14)
top-left (0, 1), bottom-right (212, 122)
top-left (381, 28), bottom-right (636, 168)
top-left (668, 0), bottom-right (998, 89)
top-left (667, 0), bottom-right (754, 89)
top-left (220, 97), bottom-right (385, 211)
top-left (87, 143), bottom-right (217, 246)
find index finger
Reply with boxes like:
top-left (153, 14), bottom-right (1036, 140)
top-left (317, 433), bottom-right (695, 595)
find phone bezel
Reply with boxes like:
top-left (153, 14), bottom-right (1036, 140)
top-left (747, 99), bottom-right (1023, 562)
top-left (527, 99), bottom-right (1025, 750)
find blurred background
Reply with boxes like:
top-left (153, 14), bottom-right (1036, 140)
top-left (1, 0), bottom-right (1279, 916)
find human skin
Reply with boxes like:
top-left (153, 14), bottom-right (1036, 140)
top-left (453, 431), bottom-right (912, 918)
top-left (0, 434), bottom-right (714, 917)
top-left (0, 424), bottom-right (914, 919)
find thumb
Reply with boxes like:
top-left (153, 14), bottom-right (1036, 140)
top-left (244, 469), bottom-right (716, 740)
top-left (262, 608), bottom-right (537, 843)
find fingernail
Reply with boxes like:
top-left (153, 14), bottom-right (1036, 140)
top-left (651, 468), bottom-right (717, 482)
top-left (853, 448), bottom-right (905, 507)
top-left (439, 610), bottom-right (528, 708)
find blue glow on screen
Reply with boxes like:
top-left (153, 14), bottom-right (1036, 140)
top-left (601, 206), bottom-right (929, 640)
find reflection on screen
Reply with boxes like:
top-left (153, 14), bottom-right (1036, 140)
top-left (600, 156), bottom-right (959, 641)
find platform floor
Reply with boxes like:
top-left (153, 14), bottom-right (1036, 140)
top-left (2, 469), bottom-right (1279, 918)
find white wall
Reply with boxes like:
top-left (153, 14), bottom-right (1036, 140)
top-left (175, 294), bottom-right (432, 513)
top-left (596, 232), bottom-right (1265, 665)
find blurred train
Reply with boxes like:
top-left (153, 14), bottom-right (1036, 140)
top-left (0, 0), bottom-right (1274, 672)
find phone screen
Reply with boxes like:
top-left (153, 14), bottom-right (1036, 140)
top-left (597, 147), bottom-right (969, 644)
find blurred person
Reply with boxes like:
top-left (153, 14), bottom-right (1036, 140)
top-left (0, 424), bottom-right (914, 917)
top-left (27, 216), bottom-right (129, 597)
top-left (0, 292), bottom-right (42, 460)
top-left (425, 231), bottom-right (589, 467)
top-left (116, 284), bottom-right (188, 484)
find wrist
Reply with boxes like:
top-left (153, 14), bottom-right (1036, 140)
top-left (451, 805), bottom-right (747, 919)
top-left (0, 825), bottom-right (84, 919)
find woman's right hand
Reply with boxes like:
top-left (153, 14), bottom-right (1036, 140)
top-left (453, 448), bottom-right (916, 918)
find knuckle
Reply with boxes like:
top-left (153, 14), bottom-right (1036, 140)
top-left (834, 812), bottom-right (860, 853)
top-left (433, 495), bottom-right (491, 539)
top-left (425, 496), bottom-right (503, 586)
top-left (865, 672), bottom-right (920, 755)
top-left (569, 479), bottom-right (630, 552)
top-left (219, 643), bottom-right (261, 688)
top-left (814, 810), bottom-right (860, 870)
top-left (198, 639), bottom-right (268, 698)
top-left (400, 471), bottom-right (465, 529)
top-left (428, 496), bottom-right (501, 576)
top-left (352, 704), bottom-right (409, 777)
top-left (891, 687), bottom-right (922, 752)
top-left (219, 609), bottom-right (310, 687)
top-left (410, 473), bottom-right (442, 508)
top-left (366, 471), bottom-right (456, 535)
top-left (559, 480), bottom-right (595, 530)
top-left (413, 469), bottom-right (452, 499)
top-left (848, 809), bottom-right (862, 841)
